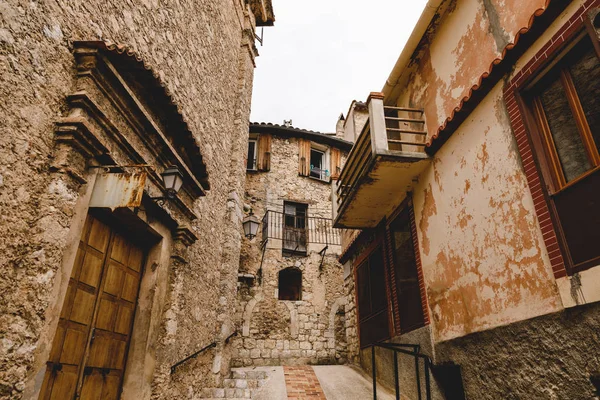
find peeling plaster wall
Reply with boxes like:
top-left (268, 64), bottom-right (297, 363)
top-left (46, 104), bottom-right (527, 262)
top-left (398, 0), bottom-right (549, 138)
top-left (412, 82), bottom-right (562, 343)
top-left (0, 1), bottom-right (263, 398)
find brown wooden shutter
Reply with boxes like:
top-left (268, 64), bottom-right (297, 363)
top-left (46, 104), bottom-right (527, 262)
top-left (256, 134), bottom-right (272, 171)
top-left (330, 148), bottom-right (341, 179)
top-left (298, 139), bottom-right (311, 176)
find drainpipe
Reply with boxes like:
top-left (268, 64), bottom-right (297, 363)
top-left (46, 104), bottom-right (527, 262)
top-left (381, 0), bottom-right (444, 102)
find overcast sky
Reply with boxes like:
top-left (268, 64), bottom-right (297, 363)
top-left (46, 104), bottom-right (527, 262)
top-left (250, 0), bottom-right (429, 133)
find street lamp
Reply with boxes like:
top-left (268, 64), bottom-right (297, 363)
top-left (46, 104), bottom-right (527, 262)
top-left (161, 165), bottom-right (184, 199)
top-left (242, 210), bottom-right (260, 239)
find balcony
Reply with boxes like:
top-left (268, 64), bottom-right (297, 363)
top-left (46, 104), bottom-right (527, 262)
top-left (261, 210), bottom-right (341, 255)
top-left (333, 92), bottom-right (431, 229)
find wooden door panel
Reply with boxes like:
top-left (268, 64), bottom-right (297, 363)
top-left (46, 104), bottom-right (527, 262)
top-left (121, 272), bottom-right (139, 302)
top-left (87, 331), bottom-right (112, 368)
top-left (128, 246), bottom-right (144, 272)
top-left (95, 299), bottom-right (118, 331)
top-left (48, 365), bottom-right (79, 400)
top-left (59, 325), bottom-right (87, 365)
top-left (100, 373), bottom-right (121, 400)
top-left (103, 263), bottom-right (125, 296)
top-left (79, 371), bottom-right (104, 400)
top-left (87, 219), bottom-right (111, 252)
top-left (109, 338), bottom-right (127, 370)
top-left (110, 234), bottom-right (129, 264)
top-left (114, 305), bottom-right (133, 335)
top-left (70, 288), bottom-right (96, 325)
top-left (79, 251), bottom-right (105, 288)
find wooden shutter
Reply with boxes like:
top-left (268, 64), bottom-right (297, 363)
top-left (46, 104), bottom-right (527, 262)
top-left (256, 134), bottom-right (272, 171)
top-left (298, 139), bottom-right (311, 176)
top-left (330, 148), bottom-right (341, 179)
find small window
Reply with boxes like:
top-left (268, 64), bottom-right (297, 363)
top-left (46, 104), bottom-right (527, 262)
top-left (278, 267), bottom-right (302, 300)
top-left (309, 145), bottom-right (330, 181)
top-left (247, 139), bottom-right (257, 170)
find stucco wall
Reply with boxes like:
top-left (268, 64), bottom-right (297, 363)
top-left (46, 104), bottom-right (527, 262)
top-left (412, 81), bottom-right (562, 343)
top-left (0, 1), bottom-right (261, 398)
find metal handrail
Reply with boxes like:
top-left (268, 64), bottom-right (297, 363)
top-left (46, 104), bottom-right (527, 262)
top-left (370, 342), bottom-right (433, 400)
top-left (170, 331), bottom-right (238, 374)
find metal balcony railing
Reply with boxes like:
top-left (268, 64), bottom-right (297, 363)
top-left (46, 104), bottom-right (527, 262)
top-left (261, 210), bottom-right (341, 253)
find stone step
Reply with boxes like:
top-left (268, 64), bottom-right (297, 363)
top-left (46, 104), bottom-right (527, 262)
top-left (223, 378), bottom-right (265, 389)
top-left (231, 370), bottom-right (267, 380)
top-left (199, 387), bottom-right (252, 399)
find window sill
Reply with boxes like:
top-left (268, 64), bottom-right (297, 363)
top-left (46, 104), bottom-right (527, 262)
top-left (307, 175), bottom-right (331, 184)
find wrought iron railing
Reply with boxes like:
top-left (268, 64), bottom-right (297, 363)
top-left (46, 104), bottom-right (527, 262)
top-left (261, 210), bottom-right (341, 251)
top-left (170, 330), bottom-right (237, 374)
top-left (370, 342), bottom-right (432, 400)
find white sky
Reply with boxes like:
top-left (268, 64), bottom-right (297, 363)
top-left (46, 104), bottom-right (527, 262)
top-left (250, 0), bottom-right (429, 133)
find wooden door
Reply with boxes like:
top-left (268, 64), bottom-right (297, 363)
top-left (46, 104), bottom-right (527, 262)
top-left (40, 215), bottom-right (145, 400)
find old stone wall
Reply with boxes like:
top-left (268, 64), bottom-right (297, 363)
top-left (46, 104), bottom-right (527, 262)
top-left (234, 250), bottom-right (347, 366)
top-left (233, 133), bottom-right (352, 366)
top-left (0, 1), bottom-right (263, 398)
top-left (436, 302), bottom-right (600, 399)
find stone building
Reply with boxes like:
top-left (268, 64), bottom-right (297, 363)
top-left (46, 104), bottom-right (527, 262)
top-left (232, 122), bottom-right (358, 368)
top-left (334, 0), bottom-right (600, 399)
top-left (0, 1), bottom-right (274, 399)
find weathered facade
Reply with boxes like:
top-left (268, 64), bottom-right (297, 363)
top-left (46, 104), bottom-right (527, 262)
top-left (0, 1), bottom-right (274, 399)
top-left (232, 123), bottom-right (359, 367)
top-left (335, 0), bottom-right (600, 399)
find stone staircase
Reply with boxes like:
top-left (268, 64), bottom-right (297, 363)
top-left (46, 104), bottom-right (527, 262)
top-left (199, 368), bottom-right (270, 399)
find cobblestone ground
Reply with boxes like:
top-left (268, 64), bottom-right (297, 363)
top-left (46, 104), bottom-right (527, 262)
top-left (283, 366), bottom-right (327, 399)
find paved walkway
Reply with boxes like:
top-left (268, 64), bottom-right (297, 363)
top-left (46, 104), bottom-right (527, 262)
top-left (250, 365), bottom-right (395, 400)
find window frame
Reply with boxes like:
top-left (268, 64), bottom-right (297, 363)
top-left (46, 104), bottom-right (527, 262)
top-left (309, 143), bottom-right (330, 182)
top-left (524, 31), bottom-right (600, 194)
top-left (247, 138), bottom-right (258, 171)
top-left (507, 9), bottom-right (600, 276)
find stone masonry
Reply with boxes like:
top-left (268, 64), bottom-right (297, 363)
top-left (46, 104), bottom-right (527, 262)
top-left (0, 1), bottom-right (273, 399)
top-left (232, 129), bottom-right (356, 367)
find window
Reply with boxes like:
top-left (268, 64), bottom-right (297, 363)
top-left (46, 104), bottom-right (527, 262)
top-left (356, 246), bottom-right (390, 348)
top-left (298, 139), bottom-right (330, 180)
top-left (283, 202), bottom-right (307, 255)
top-left (310, 148), bottom-right (327, 180)
top-left (278, 267), bottom-right (302, 300)
top-left (389, 207), bottom-right (426, 334)
top-left (523, 31), bottom-right (600, 271)
top-left (247, 139), bottom-right (257, 170)
top-left (309, 145), bottom-right (330, 181)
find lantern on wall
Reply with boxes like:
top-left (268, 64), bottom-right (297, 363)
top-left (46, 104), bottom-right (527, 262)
top-left (242, 211), bottom-right (260, 239)
top-left (161, 165), bottom-right (184, 198)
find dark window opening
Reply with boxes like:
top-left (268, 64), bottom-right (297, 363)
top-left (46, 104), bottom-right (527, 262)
top-left (247, 139), bottom-right (257, 170)
top-left (525, 33), bottom-right (600, 271)
top-left (390, 207), bottom-right (426, 334)
top-left (283, 202), bottom-right (307, 255)
top-left (278, 267), bottom-right (302, 300)
top-left (356, 246), bottom-right (390, 348)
